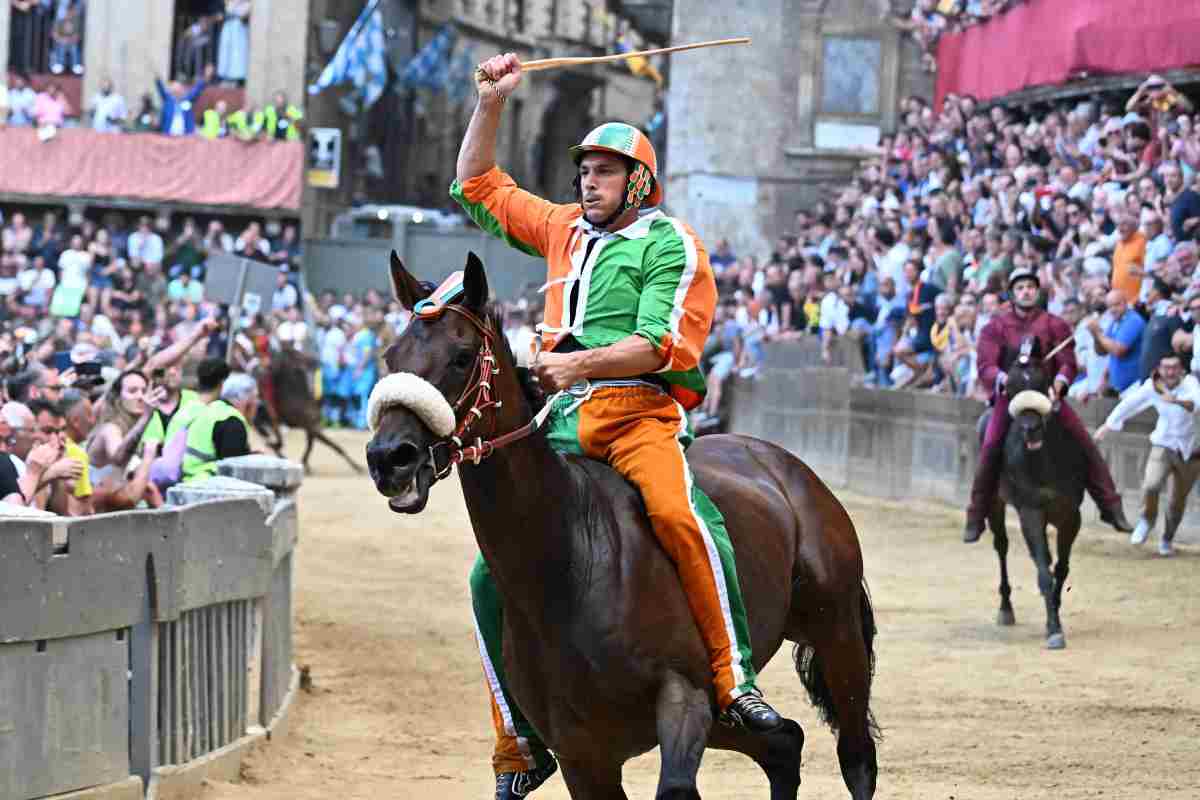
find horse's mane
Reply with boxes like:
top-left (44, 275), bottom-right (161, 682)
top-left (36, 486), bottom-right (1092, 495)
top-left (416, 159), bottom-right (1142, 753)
top-left (482, 302), bottom-right (547, 416)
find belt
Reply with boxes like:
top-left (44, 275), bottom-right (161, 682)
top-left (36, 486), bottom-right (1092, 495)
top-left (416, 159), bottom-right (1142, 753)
top-left (566, 377), bottom-right (667, 396)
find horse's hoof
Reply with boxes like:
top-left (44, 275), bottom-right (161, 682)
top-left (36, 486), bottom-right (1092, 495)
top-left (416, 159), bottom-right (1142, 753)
top-left (1045, 633), bottom-right (1066, 650)
top-left (997, 608), bottom-right (1015, 626)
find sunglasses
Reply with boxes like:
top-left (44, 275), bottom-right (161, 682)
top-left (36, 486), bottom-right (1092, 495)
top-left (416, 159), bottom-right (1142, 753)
top-left (39, 426), bottom-right (66, 436)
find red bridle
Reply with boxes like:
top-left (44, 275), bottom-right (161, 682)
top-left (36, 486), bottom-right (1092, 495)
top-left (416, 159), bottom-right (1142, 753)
top-left (414, 303), bottom-right (539, 479)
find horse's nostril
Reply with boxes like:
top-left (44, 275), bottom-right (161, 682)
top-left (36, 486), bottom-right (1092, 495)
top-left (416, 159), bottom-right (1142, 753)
top-left (390, 442), bottom-right (421, 471)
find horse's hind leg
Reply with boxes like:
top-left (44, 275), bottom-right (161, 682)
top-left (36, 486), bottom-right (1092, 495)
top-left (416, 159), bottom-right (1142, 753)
top-left (990, 503), bottom-right (1015, 626)
top-left (557, 757), bottom-right (628, 800)
top-left (806, 613), bottom-right (878, 799)
top-left (708, 718), bottom-right (804, 799)
top-left (653, 672), bottom-right (709, 799)
top-left (313, 428), bottom-right (365, 473)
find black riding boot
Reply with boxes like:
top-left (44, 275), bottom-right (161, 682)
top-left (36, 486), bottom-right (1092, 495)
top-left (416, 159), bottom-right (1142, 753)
top-left (495, 757), bottom-right (557, 799)
top-left (719, 689), bottom-right (783, 732)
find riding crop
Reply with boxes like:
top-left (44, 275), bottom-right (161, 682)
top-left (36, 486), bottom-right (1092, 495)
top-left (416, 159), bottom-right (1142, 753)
top-left (475, 37), bottom-right (751, 83)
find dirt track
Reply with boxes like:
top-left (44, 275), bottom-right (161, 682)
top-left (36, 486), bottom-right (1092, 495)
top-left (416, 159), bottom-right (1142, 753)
top-left (203, 428), bottom-right (1199, 800)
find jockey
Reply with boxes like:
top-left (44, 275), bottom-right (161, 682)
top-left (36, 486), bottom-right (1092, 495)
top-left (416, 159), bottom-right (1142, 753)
top-left (964, 267), bottom-right (1133, 542)
top-left (454, 53), bottom-right (781, 799)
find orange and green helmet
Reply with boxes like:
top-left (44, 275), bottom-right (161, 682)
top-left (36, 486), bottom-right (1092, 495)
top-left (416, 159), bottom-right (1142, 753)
top-left (569, 122), bottom-right (662, 209)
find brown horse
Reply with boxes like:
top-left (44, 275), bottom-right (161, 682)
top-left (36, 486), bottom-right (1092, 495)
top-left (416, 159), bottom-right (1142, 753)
top-left (366, 253), bottom-right (879, 799)
top-left (255, 356), bottom-right (364, 474)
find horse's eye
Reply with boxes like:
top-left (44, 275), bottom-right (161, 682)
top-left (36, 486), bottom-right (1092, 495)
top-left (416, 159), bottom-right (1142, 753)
top-left (452, 352), bottom-right (474, 370)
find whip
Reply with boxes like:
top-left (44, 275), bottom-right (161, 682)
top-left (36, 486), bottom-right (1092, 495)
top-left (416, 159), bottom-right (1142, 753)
top-left (476, 37), bottom-right (751, 83)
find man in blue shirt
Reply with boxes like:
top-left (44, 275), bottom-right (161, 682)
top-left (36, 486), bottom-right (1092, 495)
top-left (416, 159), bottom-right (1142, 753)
top-left (1087, 289), bottom-right (1145, 395)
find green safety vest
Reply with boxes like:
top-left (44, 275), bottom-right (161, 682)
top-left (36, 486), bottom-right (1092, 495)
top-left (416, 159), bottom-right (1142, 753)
top-left (181, 399), bottom-right (248, 483)
top-left (262, 103), bottom-right (302, 141)
top-left (142, 389), bottom-right (202, 447)
top-left (200, 108), bottom-right (224, 139)
top-left (227, 108), bottom-right (263, 140)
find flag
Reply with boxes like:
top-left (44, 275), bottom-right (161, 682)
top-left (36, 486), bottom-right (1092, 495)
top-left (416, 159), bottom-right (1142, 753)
top-left (400, 24), bottom-right (457, 90)
top-left (308, 0), bottom-right (389, 112)
top-left (616, 34), bottom-right (663, 88)
top-left (444, 44), bottom-right (477, 106)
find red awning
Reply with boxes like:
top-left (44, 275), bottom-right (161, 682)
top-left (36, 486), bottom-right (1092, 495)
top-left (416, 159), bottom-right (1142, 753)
top-left (936, 0), bottom-right (1200, 106)
top-left (0, 127), bottom-right (302, 211)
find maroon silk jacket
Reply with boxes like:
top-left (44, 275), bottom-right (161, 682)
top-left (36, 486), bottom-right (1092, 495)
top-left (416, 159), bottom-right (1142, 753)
top-left (976, 307), bottom-right (1077, 395)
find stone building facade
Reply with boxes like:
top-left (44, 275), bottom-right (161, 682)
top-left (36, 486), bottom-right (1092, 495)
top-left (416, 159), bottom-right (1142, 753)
top-left (303, 0), bottom-right (663, 237)
top-left (665, 0), bottom-right (933, 258)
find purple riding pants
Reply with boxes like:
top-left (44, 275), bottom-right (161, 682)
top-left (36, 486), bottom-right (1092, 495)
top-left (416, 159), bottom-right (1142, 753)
top-left (967, 391), bottom-right (1121, 521)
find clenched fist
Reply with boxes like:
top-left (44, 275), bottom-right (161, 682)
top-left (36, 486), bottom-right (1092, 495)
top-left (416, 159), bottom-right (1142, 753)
top-left (475, 52), bottom-right (522, 103)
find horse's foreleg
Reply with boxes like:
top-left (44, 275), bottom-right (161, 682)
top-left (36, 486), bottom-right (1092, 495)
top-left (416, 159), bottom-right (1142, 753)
top-left (653, 673), bottom-right (708, 800)
top-left (557, 757), bottom-right (628, 800)
top-left (991, 506), bottom-right (1015, 626)
top-left (1050, 506), bottom-right (1081, 642)
top-left (301, 429), bottom-right (316, 474)
top-left (1016, 508), bottom-right (1060, 648)
top-left (313, 429), bottom-right (365, 473)
top-left (708, 718), bottom-right (804, 800)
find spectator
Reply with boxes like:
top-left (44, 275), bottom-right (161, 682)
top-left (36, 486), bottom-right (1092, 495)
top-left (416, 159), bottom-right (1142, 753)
top-left (28, 397), bottom-right (90, 515)
top-left (127, 216), bottom-right (165, 271)
top-left (1087, 288), bottom-right (1145, 396)
top-left (132, 92), bottom-right (160, 133)
top-left (235, 221), bottom-right (270, 260)
top-left (90, 77), bottom-right (129, 133)
top-left (1107, 210), bottom-right (1147, 304)
top-left (181, 371), bottom-right (256, 483)
top-left (0, 412), bottom-right (25, 504)
top-left (217, 1), bottom-right (252, 85)
top-left (1095, 351), bottom-right (1200, 557)
top-left (48, 0), bottom-right (85, 76)
top-left (57, 387), bottom-right (96, 509)
top-left (5, 73), bottom-right (37, 127)
top-left (268, 224), bottom-right (302, 271)
top-left (86, 370), bottom-right (166, 485)
top-left (17, 255), bottom-right (56, 318)
top-left (155, 75), bottom-right (207, 136)
top-left (200, 99), bottom-right (229, 139)
top-left (271, 269), bottom-right (298, 312)
top-left (32, 82), bottom-right (71, 135)
top-left (166, 267), bottom-right (204, 304)
top-left (263, 91), bottom-right (303, 141)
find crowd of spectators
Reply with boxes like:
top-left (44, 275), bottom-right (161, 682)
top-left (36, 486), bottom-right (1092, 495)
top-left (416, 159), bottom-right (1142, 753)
top-left (691, 74), bottom-right (1200, 428)
top-left (892, 0), bottom-right (1025, 71)
top-left (7, 0), bottom-right (252, 82)
top-left (0, 204), bottom-right (402, 517)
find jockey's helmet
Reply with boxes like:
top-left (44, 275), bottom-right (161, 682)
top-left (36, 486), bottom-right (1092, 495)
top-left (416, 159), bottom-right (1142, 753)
top-left (570, 122), bottom-right (662, 209)
top-left (1007, 266), bottom-right (1040, 292)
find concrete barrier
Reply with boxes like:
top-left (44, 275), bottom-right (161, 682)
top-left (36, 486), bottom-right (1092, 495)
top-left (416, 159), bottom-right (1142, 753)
top-left (727, 341), bottom-right (1196, 544)
top-left (0, 456), bottom-right (302, 800)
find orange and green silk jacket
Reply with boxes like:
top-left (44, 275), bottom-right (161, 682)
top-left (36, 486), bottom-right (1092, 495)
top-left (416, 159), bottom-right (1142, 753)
top-left (450, 166), bottom-right (715, 410)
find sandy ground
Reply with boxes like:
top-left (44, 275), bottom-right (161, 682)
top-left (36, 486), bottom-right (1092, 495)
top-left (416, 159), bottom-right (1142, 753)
top-left (202, 428), bottom-right (1200, 800)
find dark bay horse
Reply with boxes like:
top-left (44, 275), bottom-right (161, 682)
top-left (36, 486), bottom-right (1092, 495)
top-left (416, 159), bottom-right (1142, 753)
top-left (366, 252), bottom-right (879, 799)
top-left (255, 355), bottom-right (364, 474)
top-left (981, 337), bottom-right (1087, 649)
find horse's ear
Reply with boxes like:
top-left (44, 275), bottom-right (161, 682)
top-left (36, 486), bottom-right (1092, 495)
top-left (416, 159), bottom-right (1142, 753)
top-left (390, 250), bottom-right (430, 310)
top-left (462, 251), bottom-right (489, 311)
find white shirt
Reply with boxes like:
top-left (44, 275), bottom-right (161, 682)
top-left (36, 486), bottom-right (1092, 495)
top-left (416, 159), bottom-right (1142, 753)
top-left (127, 230), bottom-right (164, 265)
top-left (1104, 374), bottom-right (1200, 458)
top-left (320, 326), bottom-right (347, 365)
top-left (58, 248), bottom-right (91, 289)
top-left (272, 283), bottom-right (299, 311)
top-left (819, 292), bottom-right (850, 335)
top-left (277, 320), bottom-right (308, 346)
top-left (91, 91), bottom-right (127, 133)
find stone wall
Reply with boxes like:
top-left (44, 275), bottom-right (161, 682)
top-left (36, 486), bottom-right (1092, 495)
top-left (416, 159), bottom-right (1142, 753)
top-left (727, 342), bottom-right (1196, 543)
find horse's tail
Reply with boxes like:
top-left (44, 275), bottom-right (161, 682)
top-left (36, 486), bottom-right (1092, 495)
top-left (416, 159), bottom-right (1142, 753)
top-left (792, 580), bottom-right (881, 741)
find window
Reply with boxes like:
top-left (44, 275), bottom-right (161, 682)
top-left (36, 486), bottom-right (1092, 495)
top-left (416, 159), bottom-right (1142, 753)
top-left (819, 37), bottom-right (881, 118)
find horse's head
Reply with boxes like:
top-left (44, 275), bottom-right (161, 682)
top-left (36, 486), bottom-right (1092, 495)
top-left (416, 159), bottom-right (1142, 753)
top-left (1006, 337), bottom-right (1053, 453)
top-left (366, 250), bottom-right (506, 513)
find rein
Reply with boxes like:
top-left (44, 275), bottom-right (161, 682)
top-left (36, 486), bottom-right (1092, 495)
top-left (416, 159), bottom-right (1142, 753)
top-left (423, 304), bottom-right (545, 480)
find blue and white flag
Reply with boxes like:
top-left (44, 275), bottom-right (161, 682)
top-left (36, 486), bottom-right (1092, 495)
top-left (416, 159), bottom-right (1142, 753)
top-left (308, 0), bottom-right (388, 111)
top-left (400, 24), bottom-right (457, 90)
